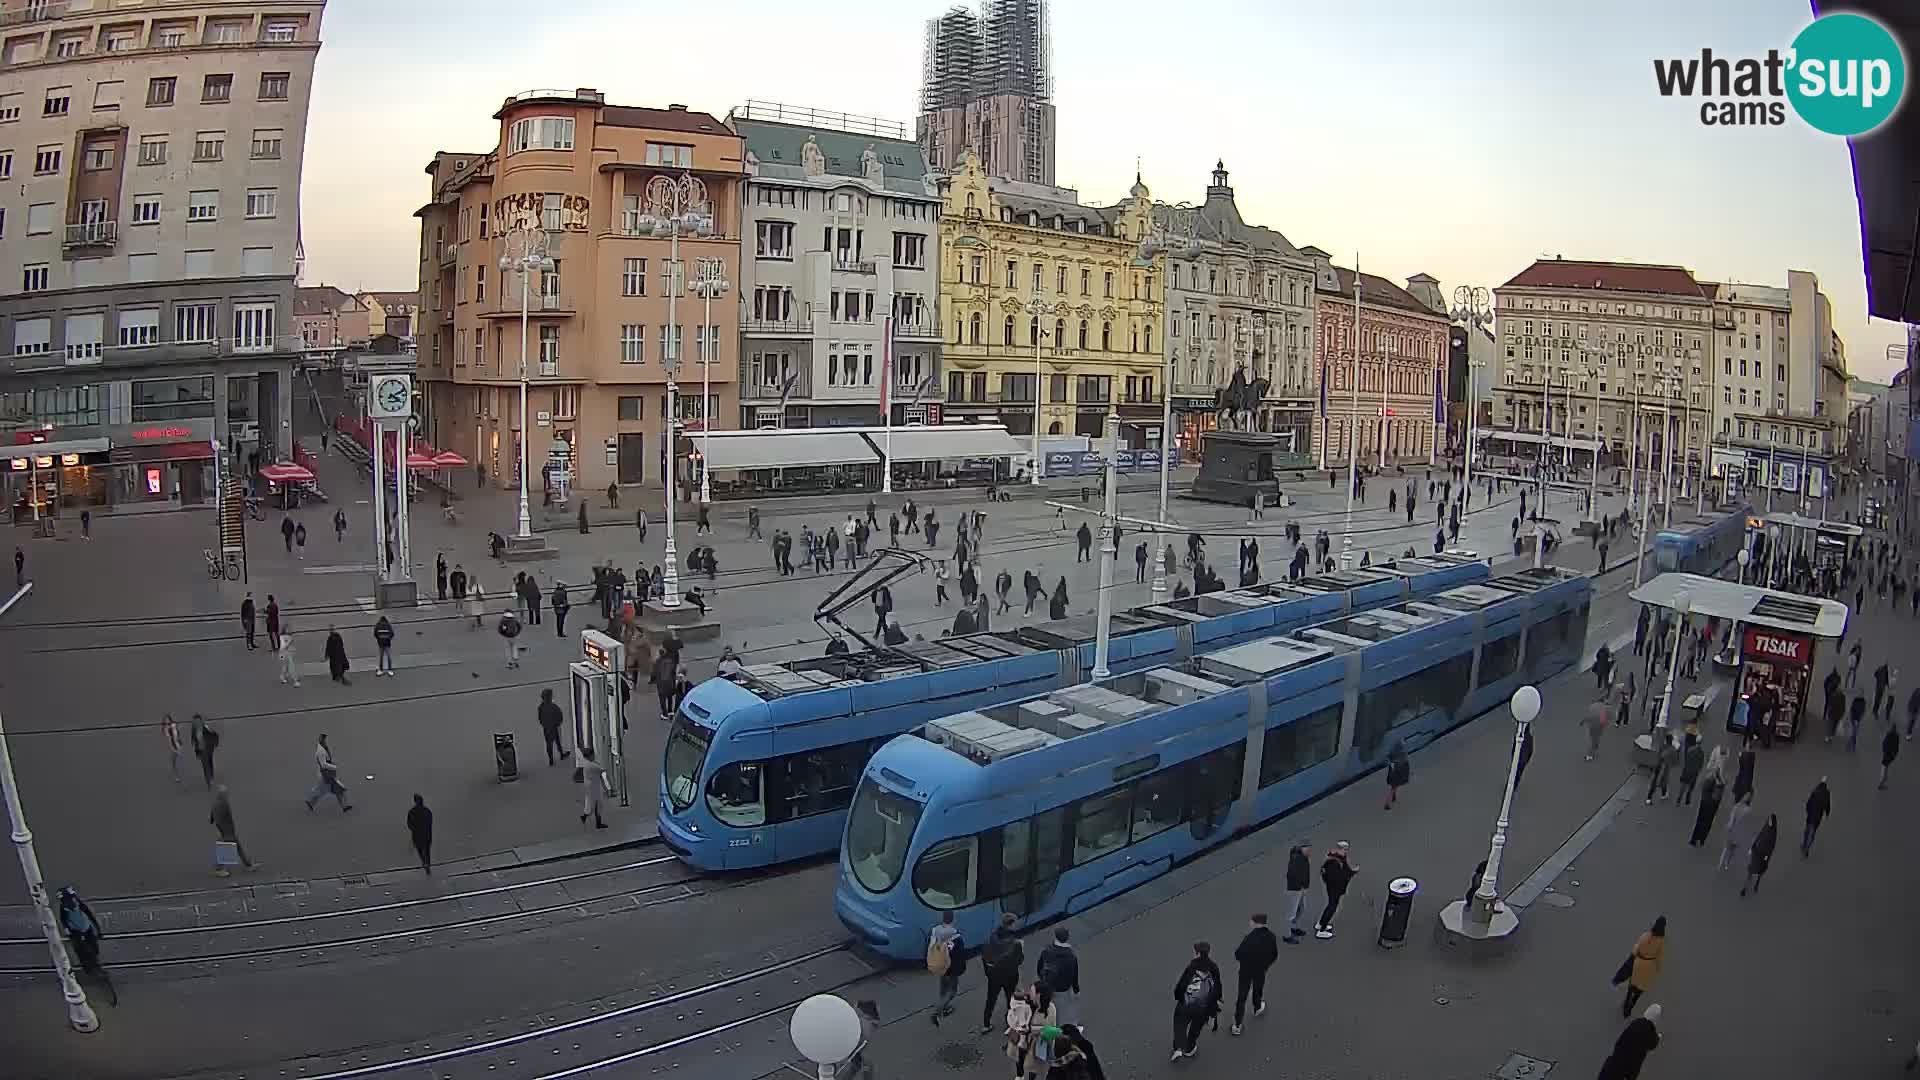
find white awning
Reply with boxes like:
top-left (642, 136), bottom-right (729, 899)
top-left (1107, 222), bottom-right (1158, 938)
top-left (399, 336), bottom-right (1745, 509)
top-left (0, 438), bottom-right (111, 460)
top-left (1629, 572), bottom-right (1848, 637)
top-left (1475, 429), bottom-right (1600, 452)
top-left (877, 424), bottom-right (1023, 462)
top-left (698, 431), bottom-right (877, 471)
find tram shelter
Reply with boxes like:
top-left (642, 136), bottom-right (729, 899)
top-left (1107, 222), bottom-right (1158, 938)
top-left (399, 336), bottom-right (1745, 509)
top-left (1629, 573), bottom-right (1847, 744)
top-left (1752, 512), bottom-right (1862, 582)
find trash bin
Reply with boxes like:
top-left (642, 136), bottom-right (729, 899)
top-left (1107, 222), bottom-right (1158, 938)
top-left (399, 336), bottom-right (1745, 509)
top-left (1377, 876), bottom-right (1418, 948)
top-left (494, 732), bottom-right (519, 782)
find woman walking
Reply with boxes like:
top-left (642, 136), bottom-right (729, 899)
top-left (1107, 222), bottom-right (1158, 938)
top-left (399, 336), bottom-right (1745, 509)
top-left (1740, 814), bottom-right (1778, 896)
top-left (1614, 917), bottom-right (1666, 1017)
top-left (1718, 792), bottom-right (1756, 870)
top-left (1383, 745), bottom-right (1410, 809)
top-left (1688, 750), bottom-right (1726, 847)
top-left (1730, 745), bottom-right (1757, 804)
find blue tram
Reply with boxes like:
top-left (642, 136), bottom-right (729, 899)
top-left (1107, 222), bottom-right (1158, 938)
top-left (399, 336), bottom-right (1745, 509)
top-left (1650, 505), bottom-right (1752, 575)
top-left (833, 567), bottom-right (1592, 960)
top-left (657, 556), bottom-right (1491, 870)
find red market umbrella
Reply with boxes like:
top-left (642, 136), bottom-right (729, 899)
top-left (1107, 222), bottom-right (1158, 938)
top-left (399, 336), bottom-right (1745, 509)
top-left (259, 463), bottom-right (314, 483)
top-left (404, 451), bottom-right (437, 470)
top-left (431, 450), bottom-right (469, 468)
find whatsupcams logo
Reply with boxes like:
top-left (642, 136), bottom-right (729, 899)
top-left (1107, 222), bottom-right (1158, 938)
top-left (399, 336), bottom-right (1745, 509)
top-left (1653, 11), bottom-right (1907, 135)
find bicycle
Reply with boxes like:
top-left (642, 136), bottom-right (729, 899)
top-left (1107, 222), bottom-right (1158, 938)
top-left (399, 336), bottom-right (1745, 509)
top-left (204, 549), bottom-right (241, 580)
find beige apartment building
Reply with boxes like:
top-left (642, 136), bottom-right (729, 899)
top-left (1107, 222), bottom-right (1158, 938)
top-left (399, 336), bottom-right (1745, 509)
top-left (417, 89), bottom-right (744, 495)
top-left (0, 0), bottom-right (322, 513)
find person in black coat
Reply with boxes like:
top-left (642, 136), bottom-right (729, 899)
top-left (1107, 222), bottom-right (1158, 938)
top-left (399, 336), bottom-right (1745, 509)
top-left (406, 794), bottom-right (434, 873)
top-left (1730, 746), bottom-right (1756, 803)
top-left (323, 627), bottom-right (350, 685)
top-left (1687, 772), bottom-right (1723, 847)
top-left (1740, 814), bottom-right (1777, 896)
top-left (1049, 578), bottom-right (1069, 620)
top-left (1802, 777), bottom-right (1831, 856)
top-left (1596, 1004), bottom-right (1661, 1080)
top-left (1076, 522), bottom-right (1093, 562)
top-left (1170, 941), bottom-right (1223, 1060)
top-left (240, 593), bottom-right (257, 650)
top-left (1230, 913), bottom-right (1279, 1034)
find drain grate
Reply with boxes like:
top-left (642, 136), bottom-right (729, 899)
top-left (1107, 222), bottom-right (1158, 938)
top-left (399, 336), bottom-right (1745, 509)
top-left (933, 1041), bottom-right (986, 1069)
top-left (1495, 1052), bottom-right (1555, 1078)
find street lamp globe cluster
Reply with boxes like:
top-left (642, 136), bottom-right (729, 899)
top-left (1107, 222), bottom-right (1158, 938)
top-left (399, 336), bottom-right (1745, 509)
top-left (1136, 201), bottom-right (1203, 595)
top-left (1451, 286), bottom-right (1491, 506)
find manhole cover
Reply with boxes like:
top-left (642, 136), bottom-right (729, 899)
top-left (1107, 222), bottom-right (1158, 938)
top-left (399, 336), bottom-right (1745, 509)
top-left (1537, 892), bottom-right (1576, 908)
top-left (1495, 1052), bottom-right (1555, 1078)
top-left (933, 1042), bottom-right (985, 1069)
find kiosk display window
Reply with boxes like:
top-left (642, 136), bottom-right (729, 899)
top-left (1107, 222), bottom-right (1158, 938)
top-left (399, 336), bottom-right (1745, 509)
top-left (1731, 626), bottom-right (1814, 742)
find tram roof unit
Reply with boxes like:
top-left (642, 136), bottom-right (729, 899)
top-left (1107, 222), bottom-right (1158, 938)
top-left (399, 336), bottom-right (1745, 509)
top-left (915, 567), bottom-right (1581, 768)
top-left (1630, 572), bottom-right (1849, 638)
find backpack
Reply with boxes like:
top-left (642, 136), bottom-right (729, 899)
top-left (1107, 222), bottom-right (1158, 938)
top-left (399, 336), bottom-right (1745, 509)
top-left (926, 936), bottom-right (951, 976)
top-left (498, 613), bottom-right (521, 638)
top-left (61, 904), bottom-right (94, 937)
top-left (1181, 967), bottom-right (1215, 1013)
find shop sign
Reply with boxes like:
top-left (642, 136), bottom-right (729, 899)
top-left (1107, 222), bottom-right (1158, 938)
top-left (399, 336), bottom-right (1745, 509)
top-left (129, 426), bottom-right (195, 441)
top-left (1742, 626), bottom-right (1811, 665)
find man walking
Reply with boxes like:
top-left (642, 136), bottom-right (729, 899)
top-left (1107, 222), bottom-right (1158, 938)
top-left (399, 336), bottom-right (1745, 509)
top-left (436, 553), bottom-right (448, 602)
top-left (1315, 841), bottom-right (1357, 938)
top-left (304, 734), bottom-right (353, 812)
top-left (1170, 941), bottom-right (1222, 1061)
top-left (240, 593), bottom-right (257, 650)
top-left (190, 714), bottom-right (219, 788)
top-left (1281, 844), bottom-right (1312, 942)
top-left (333, 508), bottom-right (347, 543)
top-left (277, 625), bottom-right (301, 687)
top-left (407, 794), bottom-right (434, 873)
top-left (162, 712), bottom-right (182, 784)
top-left (1881, 726), bottom-right (1902, 790)
top-left (552, 581), bottom-right (570, 637)
top-left (373, 615), bottom-right (396, 677)
top-left (1076, 522), bottom-right (1093, 563)
top-left (1036, 927), bottom-right (1080, 1025)
top-left (1802, 777), bottom-right (1831, 856)
top-left (265, 596), bottom-right (282, 652)
top-left (538, 688), bottom-right (568, 765)
top-left (977, 912), bottom-right (1023, 1035)
top-left (209, 785), bottom-right (253, 876)
top-left (499, 608), bottom-right (523, 668)
top-left (927, 911), bottom-right (964, 1026)
top-left (1230, 913), bottom-right (1279, 1035)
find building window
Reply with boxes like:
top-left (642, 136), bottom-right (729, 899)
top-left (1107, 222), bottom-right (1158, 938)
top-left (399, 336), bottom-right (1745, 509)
top-left (94, 80), bottom-right (122, 110)
top-left (622, 257), bottom-right (647, 296)
top-left (131, 194), bottom-right (161, 225)
top-left (1004, 315), bottom-right (1015, 346)
top-left (187, 190), bottom-right (219, 221)
top-left (658, 324), bottom-right (682, 366)
top-left (245, 189), bottom-right (277, 218)
top-left (118, 308), bottom-right (160, 348)
top-left (32, 145), bottom-right (60, 175)
top-left (507, 116), bottom-right (574, 154)
top-left (138, 136), bottom-right (167, 165)
top-left (233, 303), bottom-right (276, 352)
top-left (258, 73), bottom-right (290, 101)
top-left (534, 326), bottom-right (560, 375)
top-left (43, 86), bottom-right (70, 117)
top-left (756, 221), bottom-right (793, 260)
top-left (82, 143), bottom-right (113, 171)
top-left (1080, 268), bottom-right (1091, 294)
top-left (892, 232), bottom-right (925, 268)
top-left (251, 128), bottom-right (283, 159)
top-left (12, 317), bottom-right (50, 357)
top-left (620, 324), bottom-right (645, 363)
top-left (618, 395), bottom-right (643, 421)
top-left (193, 132), bottom-right (224, 161)
top-left (202, 74), bottom-right (232, 103)
top-left (175, 303), bottom-right (217, 343)
top-left (22, 264), bottom-right (49, 292)
top-left (644, 142), bottom-right (693, 167)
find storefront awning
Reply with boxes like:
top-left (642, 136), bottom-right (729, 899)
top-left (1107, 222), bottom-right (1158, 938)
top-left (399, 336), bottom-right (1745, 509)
top-left (872, 425), bottom-right (1023, 462)
top-left (0, 438), bottom-right (110, 460)
top-left (700, 431), bottom-right (878, 471)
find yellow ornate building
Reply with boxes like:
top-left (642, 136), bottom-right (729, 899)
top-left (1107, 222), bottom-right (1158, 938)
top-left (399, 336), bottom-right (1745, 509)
top-left (935, 151), bottom-right (1165, 446)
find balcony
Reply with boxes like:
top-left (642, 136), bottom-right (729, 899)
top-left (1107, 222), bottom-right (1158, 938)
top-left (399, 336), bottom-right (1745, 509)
top-left (1172, 382), bottom-right (1216, 399)
top-left (438, 242), bottom-right (458, 268)
top-left (743, 318), bottom-right (807, 337)
top-left (63, 220), bottom-right (117, 252)
top-left (893, 320), bottom-right (942, 341)
top-left (479, 291), bottom-right (575, 319)
top-left (831, 257), bottom-right (877, 275)
top-left (0, 1), bottom-right (67, 28)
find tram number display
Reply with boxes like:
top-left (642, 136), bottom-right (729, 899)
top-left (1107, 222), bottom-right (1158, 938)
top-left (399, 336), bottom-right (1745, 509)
top-left (1742, 627), bottom-right (1810, 666)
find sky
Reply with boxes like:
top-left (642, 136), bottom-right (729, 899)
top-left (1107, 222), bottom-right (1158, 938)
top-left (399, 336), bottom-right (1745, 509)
top-left (299, 0), bottom-right (1911, 381)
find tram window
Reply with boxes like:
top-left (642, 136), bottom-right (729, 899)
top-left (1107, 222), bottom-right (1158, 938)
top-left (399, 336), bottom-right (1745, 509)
top-left (1479, 632), bottom-right (1520, 686)
top-left (912, 836), bottom-right (978, 910)
top-left (1030, 806), bottom-right (1068, 896)
top-left (1259, 705), bottom-right (1342, 788)
top-left (994, 820), bottom-right (1032, 897)
top-left (1187, 743), bottom-right (1244, 832)
top-left (1355, 652), bottom-right (1474, 757)
top-left (705, 762), bottom-right (766, 827)
top-left (1072, 788), bottom-right (1132, 865)
top-left (1130, 767), bottom-right (1185, 841)
top-left (1524, 610), bottom-right (1578, 672)
top-left (846, 780), bottom-right (923, 894)
top-left (764, 740), bottom-right (878, 823)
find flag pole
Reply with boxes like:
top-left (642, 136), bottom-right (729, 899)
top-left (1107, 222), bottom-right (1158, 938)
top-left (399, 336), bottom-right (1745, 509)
top-left (881, 316), bottom-right (894, 494)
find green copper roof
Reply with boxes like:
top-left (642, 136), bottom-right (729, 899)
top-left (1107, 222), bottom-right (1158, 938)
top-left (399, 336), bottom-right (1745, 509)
top-left (734, 118), bottom-right (928, 183)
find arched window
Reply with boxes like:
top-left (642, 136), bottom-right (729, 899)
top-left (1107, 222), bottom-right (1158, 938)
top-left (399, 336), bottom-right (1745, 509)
top-left (1054, 318), bottom-right (1065, 345)
top-left (1101, 322), bottom-right (1112, 351)
top-left (1004, 315), bottom-right (1016, 346)
top-left (1029, 317), bottom-right (1039, 347)
top-left (1144, 323), bottom-right (1154, 353)
top-left (1078, 321), bottom-right (1088, 350)
top-left (969, 312), bottom-right (982, 345)
top-left (965, 192), bottom-right (975, 211)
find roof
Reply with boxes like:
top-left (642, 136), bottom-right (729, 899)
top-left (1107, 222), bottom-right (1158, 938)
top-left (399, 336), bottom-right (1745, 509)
top-left (601, 104), bottom-right (732, 136)
top-left (1190, 166), bottom-right (1302, 259)
top-left (359, 291), bottom-right (419, 311)
top-left (1629, 572), bottom-right (1848, 638)
top-left (1500, 259), bottom-right (1711, 300)
top-left (294, 286), bottom-right (360, 316)
top-left (1318, 265), bottom-right (1445, 318)
top-left (734, 118), bottom-right (929, 186)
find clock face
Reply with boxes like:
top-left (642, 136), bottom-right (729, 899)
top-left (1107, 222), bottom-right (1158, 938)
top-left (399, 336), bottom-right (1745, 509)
top-left (375, 378), bottom-right (410, 415)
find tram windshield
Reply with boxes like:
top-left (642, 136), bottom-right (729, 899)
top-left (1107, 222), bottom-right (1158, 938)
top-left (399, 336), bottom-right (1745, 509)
top-left (662, 712), bottom-right (711, 813)
top-left (846, 778), bottom-right (924, 894)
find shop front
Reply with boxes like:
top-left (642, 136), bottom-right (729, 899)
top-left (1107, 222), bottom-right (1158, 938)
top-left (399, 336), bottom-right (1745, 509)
top-left (1172, 397), bottom-right (1216, 460)
top-left (1729, 625), bottom-right (1815, 743)
top-left (4, 419), bottom-right (218, 519)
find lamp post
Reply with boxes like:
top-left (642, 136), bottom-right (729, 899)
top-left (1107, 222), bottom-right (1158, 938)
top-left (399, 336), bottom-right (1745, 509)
top-left (1137, 201), bottom-right (1201, 594)
top-left (1661, 373), bottom-right (1678, 529)
top-left (1468, 683), bottom-right (1540, 926)
top-left (691, 258), bottom-right (730, 504)
top-left (498, 229), bottom-right (555, 540)
top-left (1654, 591), bottom-right (1692, 732)
top-left (790, 994), bottom-right (862, 1080)
top-left (1697, 348), bottom-right (1713, 514)
top-left (637, 172), bottom-right (715, 611)
top-left (1626, 345), bottom-right (1645, 517)
top-left (1452, 287), bottom-right (1491, 511)
top-left (1027, 296), bottom-right (1049, 485)
top-left (1584, 358), bottom-right (1601, 523)
top-left (1342, 257), bottom-right (1363, 570)
top-left (1092, 408), bottom-right (1120, 678)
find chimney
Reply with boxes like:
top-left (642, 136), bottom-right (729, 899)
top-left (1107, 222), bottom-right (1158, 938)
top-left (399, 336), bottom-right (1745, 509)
top-left (668, 103), bottom-right (688, 111)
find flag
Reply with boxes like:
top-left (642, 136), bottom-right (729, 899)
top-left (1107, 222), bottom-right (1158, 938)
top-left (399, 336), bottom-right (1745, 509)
top-left (879, 317), bottom-right (894, 420)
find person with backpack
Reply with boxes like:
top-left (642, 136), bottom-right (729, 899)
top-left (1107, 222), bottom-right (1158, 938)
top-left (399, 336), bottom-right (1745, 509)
top-left (372, 615), bottom-right (396, 677)
top-left (57, 886), bottom-right (114, 1005)
top-left (1383, 744), bottom-right (1411, 809)
top-left (1036, 926), bottom-right (1081, 1025)
top-left (926, 911), bottom-right (965, 1026)
top-left (1315, 841), bottom-right (1358, 939)
top-left (499, 608), bottom-right (523, 668)
top-left (978, 911), bottom-right (1024, 1035)
top-left (1230, 913), bottom-right (1279, 1035)
top-left (1170, 941), bottom-right (1222, 1060)
top-left (1011, 985), bottom-right (1059, 1080)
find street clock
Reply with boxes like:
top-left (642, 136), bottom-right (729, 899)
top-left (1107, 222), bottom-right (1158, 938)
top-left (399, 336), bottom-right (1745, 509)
top-left (370, 374), bottom-right (413, 419)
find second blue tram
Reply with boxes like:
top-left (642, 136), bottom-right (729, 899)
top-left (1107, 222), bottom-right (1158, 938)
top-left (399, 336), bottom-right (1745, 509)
top-left (834, 567), bottom-right (1592, 960)
top-left (1650, 504), bottom-right (1752, 575)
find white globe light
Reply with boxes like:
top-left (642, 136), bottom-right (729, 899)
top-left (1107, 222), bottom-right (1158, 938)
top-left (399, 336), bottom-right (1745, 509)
top-left (1510, 684), bottom-right (1541, 725)
top-left (790, 994), bottom-right (862, 1065)
top-left (1737, 548), bottom-right (1750, 566)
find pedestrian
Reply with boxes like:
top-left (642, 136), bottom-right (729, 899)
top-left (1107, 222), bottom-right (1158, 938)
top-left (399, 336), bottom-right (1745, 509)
top-left (579, 746), bottom-right (609, 829)
top-left (1515, 724), bottom-right (1536, 789)
top-left (407, 794), bottom-right (434, 873)
top-left (1585, 687), bottom-right (1612, 760)
top-left (1051, 1025), bottom-right (1104, 1080)
top-left (1314, 841), bottom-right (1357, 938)
top-left (934, 559), bottom-right (950, 606)
top-left (1594, 643), bottom-right (1614, 691)
top-left (79, 508), bottom-right (91, 539)
top-left (1135, 541), bottom-right (1148, 583)
top-left (467, 577), bottom-right (486, 629)
top-left (160, 712), bottom-right (183, 785)
top-left (538, 687), bottom-right (567, 764)
top-left (265, 595), bottom-right (282, 651)
top-left (208, 785), bottom-right (254, 876)
top-left (747, 506), bottom-right (762, 540)
top-left (1076, 522), bottom-right (1092, 563)
top-left (1645, 733), bottom-right (1678, 803)
top-left (280, 516), bottom-right (295, 553)
top-left (606, 481), bottom-right (618, 509)
top-left (978, 911), bottom-right (1023, 1035)
top-left (1730, 744), bottom-right (1756, 803)
top-left (578, 502), bottom-right (590, 534)
top-left (189, 714), bottom-right (219, 788)
top-left (1739, 813), bottom-right (1777, 896)
top-left (499, 608), bottom-right (523, 668)
top-left (1596, 1004), bottom-right (1662, 1080)
top-left (1230, 913), bottom-right (1278, 1035)
top-left (1037, 927), bottom-right (1080, 1025)
top-left (1049, 578), bottom-right (1069, 620)
top-left (436, 554), bottom-right (448, 601)
top-left (927, 911), bottom-right (964, 1026)
top-left (333, 507), bottom-right (347, 543)
top-left (551, 582), bottom-right (570, 637)
top-left (1881, 726), bottom-right (1902, 790)
top-left (1801, 777), bottom-right (1831, 857)
top-left (696, 501), bottom-right (711, 536)
top-left (995, 568), bottom-right (1014, 615)
top-left (367, 615), bottom-right (396, 677)
top-left (293, 521), bottom-right (307, 559)
top-left (1383, 744), bottom-right (1410, 809)
top-left (1848, 693), bottom-right (1869, 750)
top-left (304, 734), bottom-right (352, 812)
top-left (1688, 767), bottom-right (1724, 847)
top-left (1281, 843), bottom-right (1311, 942)
top-left (277, 625), bottom-right (301, 687)
top-left (1676, 736), bottom-right (1705, 803)
top-left (652, 648), bottom-right (678, 720)
top-left (449, 564), bottom-right (468, 601)
top-left (1169, 941), bottom-right (1222, 1061)
top-left (323, 626), bottom-right (350, 684)
top-left (1613, 916), bottom-right (1665, 1016)
top-left (1718, 791), bottom-right (1755, 870)
top-left (637, 508), bottom-right (648, 543)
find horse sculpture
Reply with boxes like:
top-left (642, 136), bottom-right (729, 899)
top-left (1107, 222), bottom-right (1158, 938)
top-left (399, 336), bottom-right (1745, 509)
top-left (1213, 366), bottom-right (1271, 432)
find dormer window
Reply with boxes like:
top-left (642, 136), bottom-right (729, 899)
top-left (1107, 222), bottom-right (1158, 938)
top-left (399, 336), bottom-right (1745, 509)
top-left (1053, 215), bottom-right (1062, 230)
top-left (1070, 220), bottom-right (1082, 233)
top-left (1027, 212), bottom-right (1039, 227)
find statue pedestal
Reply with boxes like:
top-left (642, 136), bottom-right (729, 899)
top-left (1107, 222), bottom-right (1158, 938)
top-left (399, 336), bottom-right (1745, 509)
top-left (1187, 429), bottom-right (1313, 506)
